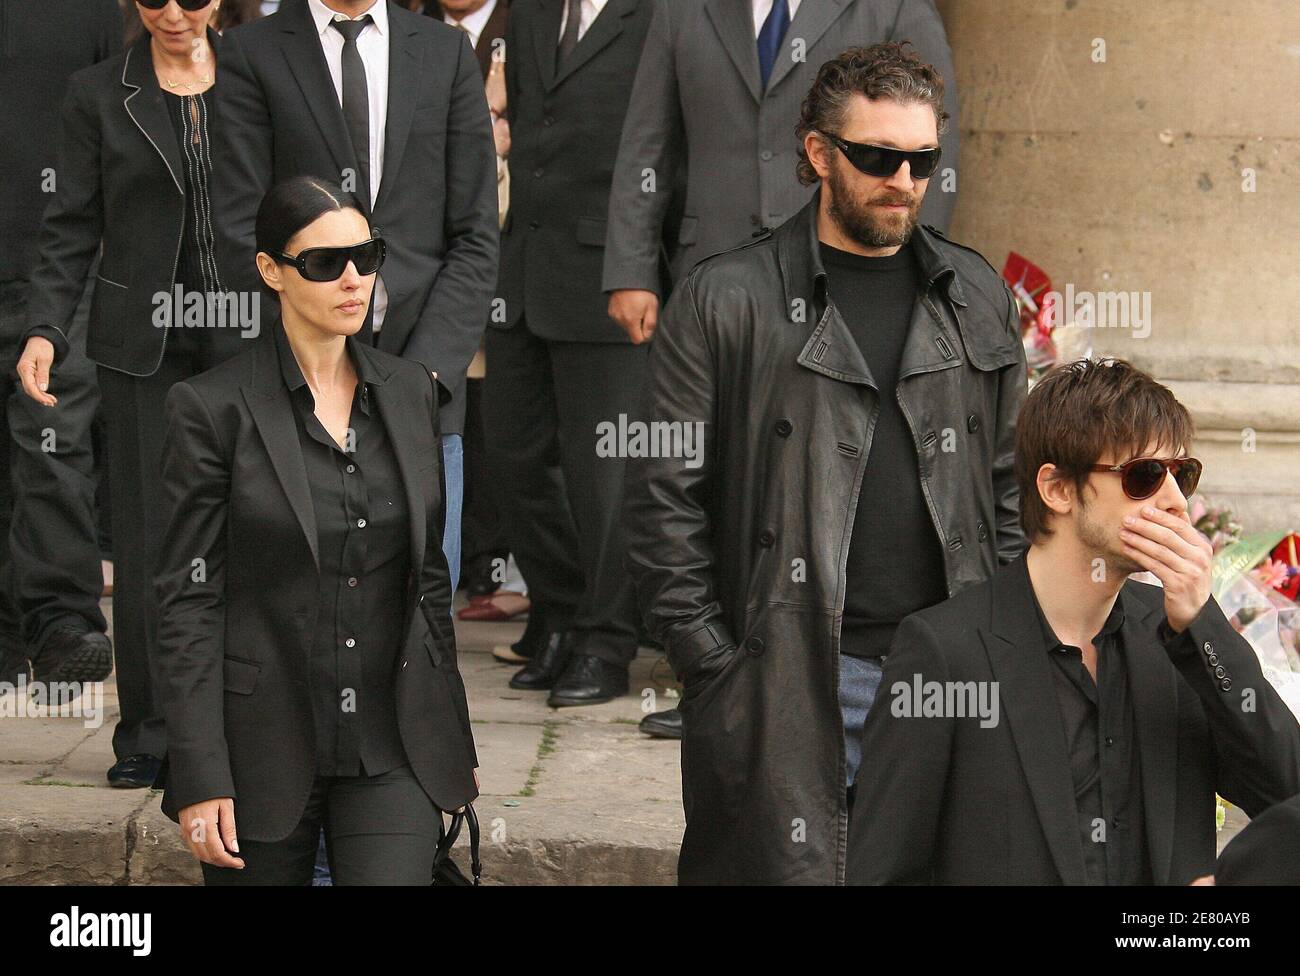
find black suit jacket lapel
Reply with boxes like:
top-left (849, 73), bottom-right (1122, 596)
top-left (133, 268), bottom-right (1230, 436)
top-left (1120, 585), bottom-right (1181, 885)
top-left (981, 555), bottom-right (1089, 884)
top-left (242, 336), bottom-right (319, 569)
top-left (533, 0), bottom-right (563, 92)
top-left (550, 0), bottom-right (636, 89)
top-left (121, 30), bottom-right (188, 197)
top-left (368, 356), bottom-right (428, 593)
top-left (375, 5), bottom-right (423, 216)
top-left (279, 0), bottom-right (362, 208)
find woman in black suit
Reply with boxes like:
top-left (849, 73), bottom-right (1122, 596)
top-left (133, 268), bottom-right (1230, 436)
top-left (17, 1), bottom-right (240, 789)
top-left (155, 177), bottom-right (479, 885)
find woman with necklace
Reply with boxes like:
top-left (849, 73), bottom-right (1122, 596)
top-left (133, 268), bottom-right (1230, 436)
top-left (17, 1), bottom-right (238, 792)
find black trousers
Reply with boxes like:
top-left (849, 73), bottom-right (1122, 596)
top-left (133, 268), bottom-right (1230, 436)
top-left (0, 277), bottom-right (107, 670)
top-left (459, 376), bottom-right (507, 580)
top-left (201, 765), bottom-right (443, 885)
top-left (483, 318), bottom-right (646, 665)
top-left (97, 334), bottom-right (208, 761)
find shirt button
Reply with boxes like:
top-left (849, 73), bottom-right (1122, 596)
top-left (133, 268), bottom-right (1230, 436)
top-left (346, 464), bottom-right (356, 474)
top-left (357, 518), bottom-right (367, 528)
top-left (347, 577), bottom-right (358, 588)
top-left (760, 149), bottom-right (773, 161)
top-left (345, 637), bottom-right (356, 648)
top-left (1105, 737), bottom-right (1115, 747)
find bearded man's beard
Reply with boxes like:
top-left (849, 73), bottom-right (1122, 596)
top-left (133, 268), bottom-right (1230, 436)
top-left (825, 156), bottom-right (922, 248)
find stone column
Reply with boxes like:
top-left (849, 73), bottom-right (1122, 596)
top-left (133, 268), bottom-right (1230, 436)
top-left (935, 0), bottom-right (1300, 531)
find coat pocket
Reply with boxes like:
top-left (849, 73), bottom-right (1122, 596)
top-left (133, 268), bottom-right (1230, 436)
top-left (223, 656), bottom-right (260, 696)
top-left (575, 216), bottom-right (607, 247)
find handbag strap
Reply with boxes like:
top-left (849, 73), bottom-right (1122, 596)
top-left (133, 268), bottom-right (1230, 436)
top-left (433, 803), bottom-right (481, 885)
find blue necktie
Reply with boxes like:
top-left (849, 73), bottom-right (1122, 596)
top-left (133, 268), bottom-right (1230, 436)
top-left (757, 0), bottom-right (791, 90)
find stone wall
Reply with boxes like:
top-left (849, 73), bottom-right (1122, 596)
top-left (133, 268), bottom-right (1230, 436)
top-left (934, 0), bottom-right (1299, 531)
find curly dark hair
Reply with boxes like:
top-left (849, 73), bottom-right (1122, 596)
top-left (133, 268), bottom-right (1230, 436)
top-left (795, 42), bottom-right (949, 186)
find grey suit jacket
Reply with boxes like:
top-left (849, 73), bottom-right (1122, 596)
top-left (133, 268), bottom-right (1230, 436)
top-left (601, 0), bottom-right (959, 294)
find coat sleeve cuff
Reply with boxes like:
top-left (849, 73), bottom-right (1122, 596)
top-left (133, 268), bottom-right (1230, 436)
top-left (21, 325), bottom-right (71, 367)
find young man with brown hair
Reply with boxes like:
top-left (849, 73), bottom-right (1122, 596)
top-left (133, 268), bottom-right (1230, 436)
top-left (846, 358), bottom-right (1300, 885)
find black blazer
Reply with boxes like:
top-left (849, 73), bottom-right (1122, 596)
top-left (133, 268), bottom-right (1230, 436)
top-left (154, 329), bottom-right (477, 842)
top-left (496, 0), bottom-right (653, 344)
top-left (847, 553), bottom-right (1300, 885)
top-left (23, 28), bottom-right (239, 376)
top-left (212, 0), bottom-right (499, 434)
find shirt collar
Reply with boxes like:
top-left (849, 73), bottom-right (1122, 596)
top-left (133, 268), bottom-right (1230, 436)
top-left (1027, 572), bottom-right (1126, 654)
top-left (273, 320), bottom-right (379, 404)
top-left (445, 0), bottom-right (496, 40)
top-left (308, 0), bottom-right (388, 38)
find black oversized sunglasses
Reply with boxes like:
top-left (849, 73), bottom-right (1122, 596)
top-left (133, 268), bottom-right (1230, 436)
top-left (821, 132), bottom-right (942, 180)
top-left (137, 0), bottom-right (214, 10)
top-left (268, 238), bottom-right (386, 282)
top-left (1089, 456), bottom-right (1203, 500)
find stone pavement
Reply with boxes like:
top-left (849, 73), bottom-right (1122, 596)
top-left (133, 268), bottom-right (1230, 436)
top-left (0, 601), bottom-right (1253, 886)
top-left (0, 602), bottom-right (686, 886)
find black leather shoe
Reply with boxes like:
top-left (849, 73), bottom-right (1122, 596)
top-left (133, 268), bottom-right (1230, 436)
top-left (107, 754), bottom-right (162, 789)
top-left (639, 707), bottom-right (682, 739)
top-left (508, 631), bottom-right (570, 690)
top-left (548, 655), bottom-right (629, 707)
top-left (32, 626), bottom-right (113, 696)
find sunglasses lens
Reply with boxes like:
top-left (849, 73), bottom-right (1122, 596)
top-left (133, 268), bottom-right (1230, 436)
top-left (352, 240), bottom-right (383, 275)
top-left (908, 150), bottom-right (941, 179)
top-left (301, 249), bottom-right (349, 282)
top-left (1174, 459), bottom-right (1202, 497)
top-left (1123, 460), bottom-right (1167, 499)
top-left (845, 144), bottom-right (898, 177)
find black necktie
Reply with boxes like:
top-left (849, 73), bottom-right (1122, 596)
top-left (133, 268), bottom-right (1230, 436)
top-left (558, 0), bottom-right (582, 62)
top-left (331, 15), bottom-right (373, 207)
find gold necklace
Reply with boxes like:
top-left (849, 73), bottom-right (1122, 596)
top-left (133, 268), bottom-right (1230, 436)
top-left (163, 73), bottom-right (212, 93)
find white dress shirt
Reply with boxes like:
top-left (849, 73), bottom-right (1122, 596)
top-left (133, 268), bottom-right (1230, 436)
top-left (557, 0), bottom-right (610, 44)
top-left (752, 0), bottom-right (801, 36)
top-left (445, 0), bottom-right (498, 50)
top-left (307, 0), bottom-right (390, 328)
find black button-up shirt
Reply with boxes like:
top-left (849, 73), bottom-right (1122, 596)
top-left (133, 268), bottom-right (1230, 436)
top-left (1030, 587), bottom-right (1150, 885)
top-left (275, 325), bottom-right (410, 778)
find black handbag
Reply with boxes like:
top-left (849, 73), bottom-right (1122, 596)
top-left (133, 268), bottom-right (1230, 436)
top-left (431, 802), bottom-right (482, 886)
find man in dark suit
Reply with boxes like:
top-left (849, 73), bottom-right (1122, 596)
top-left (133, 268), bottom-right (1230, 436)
top-left (0, 0), bottom-right (120, 689)
top-left (211, 0), bottom-right (500, 592)
top-left (847, 359), bottom-right (1300, 885)
top-left (428, 0), bottom-right (512, 601)
top-left (483, 0), bottom-right (655, 706)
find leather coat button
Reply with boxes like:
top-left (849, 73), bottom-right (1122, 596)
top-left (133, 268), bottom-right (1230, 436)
top-left (947, 535), bottom-right (963, 551)
top-left (967, 414), bottom-right (980, 433)
top-left (745, 636), bottom-right (765, 656)
top-left (977, 522), bottom-right (988, 542)
top-left (775, 419), bottom-right (792, 437)
top-left (758, 528), bottom-right (776, 547)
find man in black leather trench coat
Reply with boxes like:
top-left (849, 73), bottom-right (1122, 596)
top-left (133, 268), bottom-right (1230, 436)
top-left (622, 44), bottom-right (1029, 884)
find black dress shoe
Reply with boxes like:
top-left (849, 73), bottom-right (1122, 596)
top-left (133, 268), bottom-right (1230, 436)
top-left (548, 655), bottom-right (629, 707)
top-left (107, 754), bottom-right (162, 789)
top-left (508, 631), bottom-right (571, 690)
top-left (32, 626), bottom-right (113, 695)
top-left (639, 707), bottom-right (682, 739)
